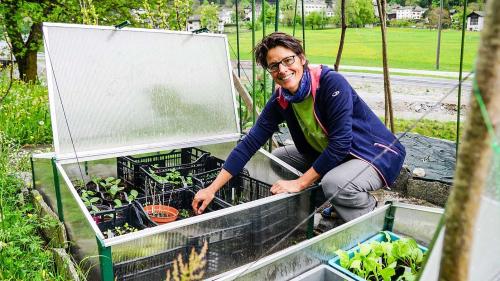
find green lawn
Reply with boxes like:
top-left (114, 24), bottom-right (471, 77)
top-left (225, 27), bottom-right (480, 72)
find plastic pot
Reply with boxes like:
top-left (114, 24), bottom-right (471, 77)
top-left (143, 205), bottom-right (179, 224)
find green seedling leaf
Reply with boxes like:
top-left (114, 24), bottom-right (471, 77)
top-left (335, 249), bottom-right (351, 268)
top-left (359, 242), bottom-right (372, 256)
top-left (380, 266), bottom-right (396, 281)
top-left (114, 199), bottom-right (123, 207)
top-left (350, 259), bottom-right (362, 271)
top-left (89, 197), bottom-right (100, 203)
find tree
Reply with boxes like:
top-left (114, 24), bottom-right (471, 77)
top-left (305, 11), bottom-right (328, 29)
top-left (141, 0), bottom-right (193, 30)
top-left (438, 0), bottom-right (500, 279)
top-left (258, 1), bottom-right (276, 26)
top-left (200, 1), bottom-right (219, 32)
top-left (0, 0), bottom-right (80, 82)
top-left (336, 0), bottom-right (375, 27)
top-left (428, 7), bottom-right (451, 28)
top-left (279, 0), bottom-right (296, 26)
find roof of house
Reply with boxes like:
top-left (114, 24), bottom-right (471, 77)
top-left (467, 11), bottom-right (485, 17)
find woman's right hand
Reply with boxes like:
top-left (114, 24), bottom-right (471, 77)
top-left (192, 187), bottom-right (216, 215)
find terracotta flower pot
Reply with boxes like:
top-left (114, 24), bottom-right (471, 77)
top-left (144, 205), bottom-right (179, 224)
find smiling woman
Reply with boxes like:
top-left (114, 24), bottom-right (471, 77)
top-left (193, 32), bottom-right (406, 225)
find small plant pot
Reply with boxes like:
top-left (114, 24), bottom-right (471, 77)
top-left (144, 205), bottom-right (179, 224)
top-left (85, 181), bottom-right (100, 193)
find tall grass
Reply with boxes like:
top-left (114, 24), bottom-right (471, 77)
top-left (0, 70), bottom-right (52, 146)
top-left (0, 134), bottom-right (65, 280)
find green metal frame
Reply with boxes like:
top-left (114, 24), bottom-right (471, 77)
top-left (96, 236), bottom-right (114, 281)
top-left (51, 157), bottom-right (64, 222)
top-left (382, 201), bottom-right (396, 231)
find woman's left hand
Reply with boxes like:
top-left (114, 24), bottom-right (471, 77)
top-left (270, 179), bottom-right (303, 194)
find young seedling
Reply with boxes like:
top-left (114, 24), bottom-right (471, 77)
top-left (80, 190), bottom-right (101, 213)
top-left (335, 231), bottom-right (425, 281)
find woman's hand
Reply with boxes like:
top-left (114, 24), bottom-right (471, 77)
top-left (270, 179), bottom-right (303, 194)
top-left (192, 187), bottom-right (215, 215)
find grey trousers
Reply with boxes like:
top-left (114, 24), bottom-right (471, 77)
top-left (272, 146), bottom-right (383, 222)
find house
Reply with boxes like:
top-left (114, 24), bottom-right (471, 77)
top-left (186, 15), bottom-right (225, 33)
top-left (395, 6), bottom-right (426, 20)
top-left (466, 11), bottom-right (485, 31)
top-left (219, 8), bottom-right (233, 24)
top-left (186, 15), bottom-right (202, 32)
top-left (303, 0), bottom-right (327, 16)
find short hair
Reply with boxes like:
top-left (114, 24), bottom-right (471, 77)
top-left (254, 32), bottom-right (307, 69)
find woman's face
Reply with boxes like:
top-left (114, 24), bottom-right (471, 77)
top-left (266, 46), bottom-right (306, 94)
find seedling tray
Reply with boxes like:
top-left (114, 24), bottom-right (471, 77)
top-left (117, 147), bottom-right (212, 188)
top-left (140, 155), bottom-right (225, 194)
top-left (94, 203), bottom-right (155, 239)
top-left (328, 231), bottom-right (428, 281)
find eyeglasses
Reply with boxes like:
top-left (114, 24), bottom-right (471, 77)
top-left (266, 55), bottom-right (296, 73)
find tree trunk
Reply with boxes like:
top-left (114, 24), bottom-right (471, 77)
top-left (438, 0), bottom-right (500, 279)
top-left (376, 0), bottom-right (394, 132)
top-left (3, 1), bottom-right (44, 82)
top-left (334, 0), bottom-right (346, 72)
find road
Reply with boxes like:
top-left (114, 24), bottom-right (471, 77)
top-left (234, 60), bottom-right (471, 122)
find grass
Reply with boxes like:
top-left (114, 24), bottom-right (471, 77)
top-left (0, 69), bottom-right (66, 280)
top-left (225, 27), bottom-right (481, 72)
top-left (0, 136), bottom-right (66, 280)
top-left (392, 118), bottom-right (461, 142)
top-left (0, 70), bottom-right (52, 146)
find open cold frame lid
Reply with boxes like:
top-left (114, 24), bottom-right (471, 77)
top-left (43, 23), bottom-right (240, 160)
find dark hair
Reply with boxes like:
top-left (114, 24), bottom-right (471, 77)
top-left (254, 32), bottom-right (307, 69)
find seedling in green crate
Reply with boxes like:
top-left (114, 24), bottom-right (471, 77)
top-left (334, 231), bottom-right (425, 281)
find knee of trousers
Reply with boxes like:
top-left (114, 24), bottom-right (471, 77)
top-left (320, 175), bottom-right (353, 202)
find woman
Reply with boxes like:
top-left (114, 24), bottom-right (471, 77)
top-left (192, 32), bottom-right (405, 222)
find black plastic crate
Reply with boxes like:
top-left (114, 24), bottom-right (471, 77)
top-left (114, 244), bottom-right (198, 281)
top-left (140, 155), bottom-right (225, 194)
top-left (192, 168), bottom-right (267, 205)
top-left (116, 147), bottom-right (212, 188)
top-left (94, 203), bottom-right (155, 239)
top-left (113, 223), bottom-right (251, 280)
top-left (187, 222), bottom-right (252, 275)
top-left (135, 188), bottom-right (231, 225)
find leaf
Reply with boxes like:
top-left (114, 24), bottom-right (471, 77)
top-left (380, 266), bottom-right (396, 281)
top-left (335, 249), bottom-right (351, 268)
top-left (350, 259), bottom-right (362, 270)
top-left (382, 231), bottom-right (392, 242)
top-left (114, 199), bottom-right (122, 207)
top-left (359, 242), bottom-right (372, 256)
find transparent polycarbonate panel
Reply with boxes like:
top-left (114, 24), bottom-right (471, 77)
top-left (57, 165), bottom-right (100, 272)
top-left (200, 142), bottom-right (298, 184)
top-left (32, 154), bottom-right (59, 216)
top-left (418, 226), bottom-right (444, 281)
top-left (110, 190), bottom-right (315, 280)
top-left (43, 23), bottom-right (238, 157)
top-left (392, 204), bottom-right (443, 246)
top-left (468, 184), bottom-right (500, 278)
top-left (224, 206), bottom-right (388, 281)
top-left (289, 265), bottom-right (354, 281)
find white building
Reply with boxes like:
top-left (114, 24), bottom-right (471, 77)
top-left (395, 6), bottom-right (426, 20)
top-left (219, 8), bottom-right (233, 24)
top-left (466, 11), bottom-right (485, 31)
top-left (304, 0), bottom-right (330, 16)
